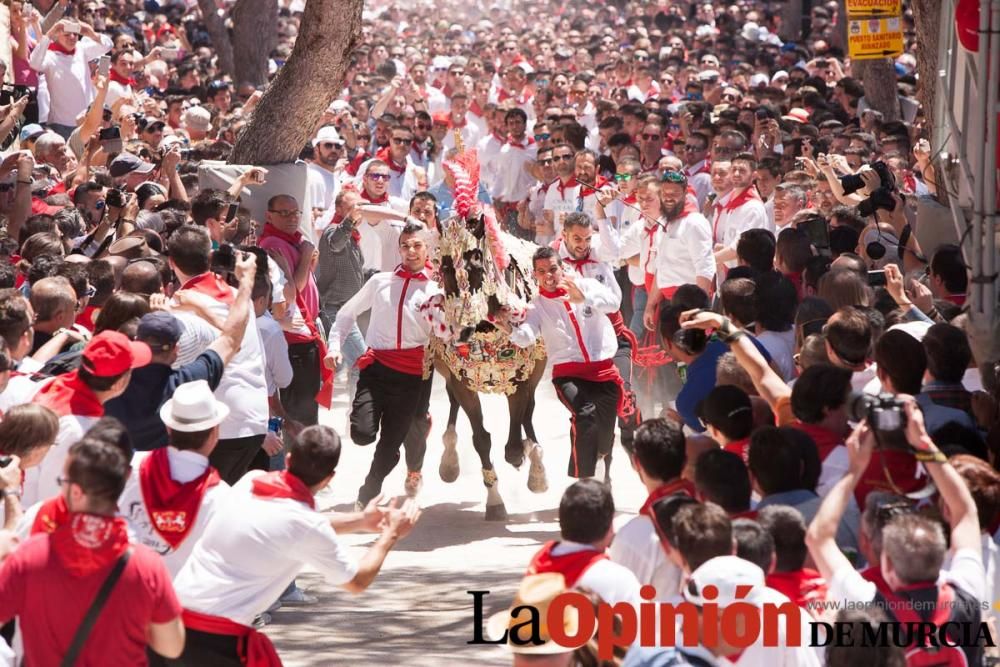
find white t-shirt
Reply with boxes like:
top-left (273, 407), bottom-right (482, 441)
top-left (172, 471), bottom-right (359, 625)
top-left (118, 448), bottom-right (231, 578)
top-left (548, 542), bottom-right (642, 607)
top-left (609, 514), bottom-right (683, 600)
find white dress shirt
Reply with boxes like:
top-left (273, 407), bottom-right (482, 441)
top-left (256, 312), bottom-right (294, 396)
top-left (29, 35), bottom-right (113, 126)
top-left (684, 160), bottom-right (714, 209)
top-left (543, 179), bottom-right (583, 239)
top-left (491, 141), bottom-right (538, 203)
top-left (172, 471), bottom-right (358, 626)
top-left (329, 266), bottom-right (442, 357)
top-left (711, 188), bottom-right (770, 268)
top-left (555, 239), bottom-right (621, 304)
top-left (475, 133), bottom-right (506, 190)
top-left (603, 209), bottom-right (661, 287)
top-left (509, 278), bottom-right (620, 365)
top-left (653, 211), bottom-right (715, 291)
top-left (118, 448), bottom-right (231, 577)
top-left (609, 513), bottom-right (683, 600)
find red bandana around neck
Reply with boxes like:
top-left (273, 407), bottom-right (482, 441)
top-left (527, 540), bottom-right (608, 588)
top-left (34, 370), bottom-right (104, 418)
top-left (31, 495), bottom-right (70, 535)
top-left (179, 272), bottom-right (235, 306)
top-left (507, 136), bottom-right (535, 150)
top-left (139, 448), bottom-right (221, 549)
top-left (260, 222), bottom-right (302, 246)
top-left (557, 177), bottom-right (578, 198)
top-left (50, 513), bottom-right (130, 577)
top-left (639, 478), bottom-right (696, 518)
top-left (109, 69), bottom-right (136, 87)
top-left (360, 189), bottom-right (388, 204)
top-left (580, 175), bottom-right (608, 196)
top-left (564, 256), bottom-right (597, 274)
top-left (48, 41), bottom-right (77, 55)
top-left (723, 186), bottom-right (762, 213)
top-left (251, 471), bottom-right (315, 509)
top-left (374, 147), bottom-right (406, 173)
top-left (539, 287), bottom-right (568, 299)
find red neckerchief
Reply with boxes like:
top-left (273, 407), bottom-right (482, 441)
top-left (785, 270), bottom-right (804, 299)
top-left (723, 437), bottom-right (751, 464)
top-left (332, 212), bottom-right (361, 244)
top-left (450, 115), bottom-right (467, 129)
top-left (539, 287), bottom-right (568, 299)
top-left (723, 186), bottom-right (762, 213)
top-left (260, 222), bottom-right (302, 246)
top-left (374, 147), bottom-right (406, 173)
top-left (50, 512), bottom-right (130, 577)
top-left (665, 198), bottom-right (700, 225)
top-left (109, 69), bottom-right (136, 87)
top-left (34, 370), bottom-right (104, 418)
top-left (490, 131), bottom-right (506, 144)
top-left (179, 272), bottom-right (235, 306)
top-left (31, 495), bottom-right (70, 535)
top-left (360, 189), bottom-right (388, 204)
top-left (251, 471), bottom-right (315, 509)
top-left (48, 41), bottom-right (76, 55)
top-left (139, 448), bottom-right (221, 549)
top-left (75, 304), bottom-right (99, 333)
top-left (527, 540), bottom-right (608, 587)
top-left (791, 421), bottom-right (844, 460)
top-left (861, 565), bottom-right (890, 593)
top-left (394, 265), bottom-right (430, 281)
top-left (564, 255), bottom-right (597, 275)
top-left (946, 293), bottom-right (967, 306)
top-left (580, 175), bottom-right (608, 196)
top-left (469, 101), bottom-right (484, 117)
top-left (556, 177), bottom-right (578, 198)
top-left (766, 569), bottom-right (829, 612)
top-left (639, 478), bottom-right (696, 518)
top-left (507, 136), bottom-right (535, 150)
top-left (622, 193), bottom-right (637, 205)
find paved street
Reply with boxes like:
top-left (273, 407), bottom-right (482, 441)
top-left (268, 369), bottom-right (649, 666)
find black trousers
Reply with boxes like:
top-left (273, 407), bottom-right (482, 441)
top-left (552, 376), bottom-right (620, 478)
top-left (402, 371), bottom-right (434, 472)
top-left (613, 334), bottom-right (638, 456)
top-left (351, 360), bottom-right (430, 504)
top-left (149, 629), bottom-right (243, 667)
top-left (280, 341), bottom-right (321, 426)
top-left (210, 434), bottom-right (267, 485)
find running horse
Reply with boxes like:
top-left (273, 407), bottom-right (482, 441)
top-left (426, 150), bottom-right (547, 521)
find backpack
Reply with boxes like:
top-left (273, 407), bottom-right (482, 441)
top-left (880, 583), bottom-right (969, 667)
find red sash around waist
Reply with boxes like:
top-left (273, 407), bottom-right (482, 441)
top-left (552, 358), bottom-right (627, 417)
top-left (356, 347), bottom-right (425, 376)
top-left (181, 610), bottom-right (282, 667)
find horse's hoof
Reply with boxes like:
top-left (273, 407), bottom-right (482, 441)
top-left (439, 428), bottom-right (460, 483)
top-left (505, 445), bottom-right (525, 470)
top-left (485, 503), bottom-right (508, 521)
top-left (524, 440), bottom-right (548, 494)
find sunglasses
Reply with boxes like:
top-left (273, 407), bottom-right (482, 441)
top-left (634, 55), bottom-right (649, 61)
top-left (538, 158), bottom-right (553, 166)
top-left (367, 173), bottom-right (390, 181)
top-left (391, 137), bottom-right (412, 145)
top-left (661, 170), bottom-right (687, 184)
top-left (641, 133), bottom-right (662, 141)
top-left (502, 46), bottom-right (517, 52)
top-left (416, 123), bottom-right (431, 130)
top-left (534, 133), bottom-right (551, 141)
top-left (684, 145), bottom-right (705, 152)
top-left (614, 173), bottom-right (634, 182)
top-left (552, 154), bottom-right (574, 162)
top-left (320, 142), bottom-right (343, 150)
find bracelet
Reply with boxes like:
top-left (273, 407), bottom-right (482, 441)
top-left (0, 489), bottom-right (21, 500)
top-left (913, 450), bottom-right (947, 463)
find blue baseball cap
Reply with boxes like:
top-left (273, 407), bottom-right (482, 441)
top-left (19, 124), bottom-right (45, 143)
top-left (137, 312), bottom-right (184, 349)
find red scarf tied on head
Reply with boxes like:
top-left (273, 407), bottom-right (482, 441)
top-left (251, 471), bottom-right (315, 509)
top-left (50, 513), bottom-right (130, 577)
top-left (139, 448), bottom-right (221, 549)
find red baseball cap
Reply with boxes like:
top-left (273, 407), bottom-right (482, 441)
top-left (81, 331), bottom-right (152, 377)
top-left (432, 112), bottom-right (451, 128)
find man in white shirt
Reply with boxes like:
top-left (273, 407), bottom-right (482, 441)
top-left (527, 480), bottom-right (640, 606)
top-left (772, 183), bottom-right (808, 233)
top-left (168, 226), bottom-right (269, 485)
top-left (499, 247), bottom-right (623, 479)
top-left (681, 131), bottom-right (713, 208)
top-left (610, 419), bottom-right (693, 600)
top-left (28, 19), bottom-right (113, 138)
top-left (105, 48), bottom-right (138, 108)
top-left (306, 125), bottom-right (345, 230)
top-left (327, 223), bottom-right (443, 507)
top-left (713, 154), bottom-right (770, 275)
top-left (491, 108), bottom-right (538, 239)
top-left (542, 144), bottom-right (582, 245)
top-left (119, 380), bottom-right (231, 577)
top-left (172, 425), bottom-right (421, 665)
top-left (642, 170), bottom-right (715, 332)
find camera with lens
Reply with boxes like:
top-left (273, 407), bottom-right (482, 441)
top-left (105, 187), bottom-right (126, 209)
top-left (848, 391), bottom-right (908, 442)
top-left (839, 161), bottom-right (897, 217)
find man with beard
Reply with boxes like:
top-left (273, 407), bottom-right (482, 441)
top-left (492, 109), bottom-right (538, 239)
top-left (682, 131), bottom-right (714, 208)
top-left (497, 246), bottom-right (625, 481)
top-left (712, 153), bottom-right (768, 275)
top-left (307, 126), bottom-right (346, 228)
top-left (643, 171), bottom-right (715, 332)
top-left (541, 143), bottom-right (580, 245)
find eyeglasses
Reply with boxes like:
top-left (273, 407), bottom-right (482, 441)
top-left (56, 475), bottom-right (73, 487)
top-left (268, 208), bottom-right (300, 217)
top-left (661, 170), bottom-right (688, 184)
top-left (391, 137), bottom-right (412, 145)
top-left (684, 145), bottom-right (705, 152)
top-left (367, 173), bottom-right (390, 181)
top-left (538, 158), bottom-right (553, 166)
top-left (614, 173), bottom-right (634, 182)
top-left (534, 133), bottom-right (551, 141)
top-left (641, 133), bottom-right (662, 141)
top-left (449, 70), bottom-right (464, 76)
top-left (553, 154), bottom-right (574, 162)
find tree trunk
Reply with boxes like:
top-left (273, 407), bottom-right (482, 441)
top-left (195, 0), bottom-right (236, 79)
top-left (229, 0), bottom-right (362, 165)
top-left (231, 0), bottom-right (278, 87)
top-left (779, 0), bottom-right (805, 42)
top-left (910, 0), bottom-right (942, 131)
top-left (855, 58), bottom-right (901, 122)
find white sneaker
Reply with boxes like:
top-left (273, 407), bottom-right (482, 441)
top-left (280, 588), bottom-right (319, 606)
top-left (252, 613), bottom-right (272, 628)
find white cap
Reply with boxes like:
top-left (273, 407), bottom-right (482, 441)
top-left (684, 556), bottom-right (766, 607)
top-left (698, 69), bottom-right (721, 81)
top-left (771, 70), bottom-right (790, 83)
top-left (313, 125), bottom-right (344, 147)
top-left (750, 73), bottom-right (770, 88)
top-left (328, 99), bottom-right (351, 114)
top-left (431, 55), bottom-right (452, 71)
